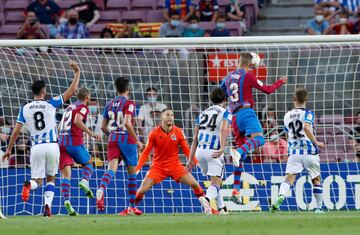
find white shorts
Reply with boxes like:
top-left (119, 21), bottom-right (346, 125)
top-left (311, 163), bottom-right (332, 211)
top-left (30, 143), bottom-right (60, 179)
top-left (285, 154), bottom-right (320, 179)
top-left (196, 148), bottom-right (224, 178)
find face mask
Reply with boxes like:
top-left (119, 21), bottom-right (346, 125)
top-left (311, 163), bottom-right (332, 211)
top-left (171, 20), bottom-right (180, 27)
top-left (89, 106), bottom-right (97, 115)
top-left (339, 18), bottom-right (347, 24)
top-left (69, 17), bottom-right (78, 25)
top-left (1, 127), bottom-right (11, 135)
top-left (147, 97), bottom-right (157, 103)
top-left (315, 15), bottom-right (324, 22)
top-left (190, 23), bottom-right (199, 30)
top-left (269, 135), bottom-right (278, 142)
top-left (267, 117), bottom-right (275, 123)
top-left (216, 22), bottom-right (225, 29)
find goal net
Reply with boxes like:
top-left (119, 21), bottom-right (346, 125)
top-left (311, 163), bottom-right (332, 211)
top-left (0, 36), bottom-right (359, 215)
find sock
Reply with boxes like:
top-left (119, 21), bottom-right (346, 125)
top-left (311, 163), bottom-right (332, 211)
top-left (215, 190), bottom-right (225, 209)
top-left (236, 136), bottom-right (265, 156)
top-left (192, 185), bottom-right (205, 198)
top-left (44, 182), bottom-right (55, 207)
top-left (30, 180), bottom-right (39, 191)
top-left (61, 178), bottom-right (71, 202)
top-left (81, 163), bottom-right (94, 182)
top-left (313, 184), bottom-right (323, 209)
top-left (128, 174), bottom-right (137, 208)
top-left (99, 169), bottom-right (115, 190)
top-left (233, 161), bottom-right (244, 191)
top-left (135, 192), bottom-right (144, 206)
top-left (279, 181), bottom-right (291, 196)
top-left (206, 185), bottom-right (219, 200)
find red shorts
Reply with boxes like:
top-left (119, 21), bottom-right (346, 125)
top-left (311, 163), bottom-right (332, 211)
top-left (107, 141), bottom-right (138, 166)
top-left (107, 141), bottom-right (123, 162)
top-left (59, 146), bottom-right (74, 170)
top-left (146, 164), bottom-right (188, 184)
top-left (232, 119), bottom-right (247, 148)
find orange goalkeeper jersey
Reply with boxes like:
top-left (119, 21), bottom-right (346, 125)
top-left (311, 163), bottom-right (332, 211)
top-left (136, 125), bottom-right (193, 171)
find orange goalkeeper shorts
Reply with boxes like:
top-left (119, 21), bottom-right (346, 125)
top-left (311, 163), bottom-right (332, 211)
top-left (146, 164), bottom-right (188, 184)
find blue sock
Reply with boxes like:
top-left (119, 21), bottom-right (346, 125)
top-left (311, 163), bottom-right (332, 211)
top-left (82, 163), bottom-right (94, 181)
top-left (128, 174), bottom-right (137, 207)
top-left (61, 178), bottom-right (71, 202)
top-left (100, 169), bottom-right (115, 190)
top-left (237, 136), bottom-right (265, 156)
top-left (313, 184), bottom-right (323, 209)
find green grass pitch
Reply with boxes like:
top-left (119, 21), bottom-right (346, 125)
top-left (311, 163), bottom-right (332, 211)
top-left (1, 212), bottom-right (359, 235)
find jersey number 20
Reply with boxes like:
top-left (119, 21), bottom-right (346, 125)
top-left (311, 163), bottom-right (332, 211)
top-left (108, 111), bottom-right (125, 131)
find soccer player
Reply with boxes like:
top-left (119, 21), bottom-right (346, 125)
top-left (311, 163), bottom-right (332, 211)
top-left (271, 88), bottom-right (325, 213)
top-left (187, 88), bottom-right (231, 215)
top-left (2, 60), bottom-right (81, 217)
top-left (220, 52), bottom-right (287, 167)
top-left (134, 108), bottom-right (212, 214)
top-left (58, 87), bottom-right (101, 216)
top-left (96, 77), bottom-right (144, 215)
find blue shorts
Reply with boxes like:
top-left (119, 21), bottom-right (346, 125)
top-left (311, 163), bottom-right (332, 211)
top-left (60, 144), bottom-right (91, 169)
top-left (108, 141), bottom-right (138, 166)
top-left (234, 108), bottom-right (263, 137)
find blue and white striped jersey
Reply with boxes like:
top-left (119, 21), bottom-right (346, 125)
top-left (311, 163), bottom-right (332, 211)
top-left (283, 108), bottom-right (319, 155)
top-left (195, 105), bottom-right (232, 150)
top-left (17, 96), bottom-right (63, 146)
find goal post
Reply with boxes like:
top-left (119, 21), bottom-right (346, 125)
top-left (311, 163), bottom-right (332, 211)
top-left (0, 35), bottom-right (359, 215)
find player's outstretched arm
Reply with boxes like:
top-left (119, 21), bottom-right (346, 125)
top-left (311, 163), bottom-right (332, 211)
top-left (187, 126), bottom-right (199, 171)
top-left (212, 119), bottom-right (230, 158)
top-left (251, 74), bottom-right (288, 95)
top-left (124, 114), bottom-right (144, 151)
top-left (2, 122), bottom-right (23, 161)
top-left (304, 122), bottom-right (325, 150)
top-left (135, 132), bottom-right (154, 174)
top-left (74, 113), bottom-right (101, 141)
top-left (101, 119), bottom-right (110, 137)
top-left (62, 60), bottom-right (81, 102)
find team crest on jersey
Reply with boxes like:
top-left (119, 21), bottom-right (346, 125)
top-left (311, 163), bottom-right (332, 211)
top-left (231, 74), bottom-right (240, 79)
top-left (171, 134), bottom-right (177, 141)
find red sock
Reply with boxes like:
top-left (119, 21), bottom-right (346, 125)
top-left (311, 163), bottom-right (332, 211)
top-left (192, 185), bottom-right (205, 198)
top-left (135, 192), bottom-right (144, 205)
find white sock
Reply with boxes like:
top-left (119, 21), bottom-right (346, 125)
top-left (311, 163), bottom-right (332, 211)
top-left (279, 181), bottom-right (291, 197)
top-left (30, 180), bottom-right (39, 191)
top-left (313, 185), bottom-right (323, 209)
top-left (206, 185), bottom-right (219, 200)
top-left (215, 190), bottom-right (225, 209)
top-left (44, 182), bottom-right (55, 207)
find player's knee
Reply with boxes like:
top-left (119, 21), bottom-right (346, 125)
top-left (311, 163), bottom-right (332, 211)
top-left (254, 135), bottom-right (265, 146)
top-left (35, 179), bottom-right (43, 187)
top-left (312, 176), bottom-right (321, 185)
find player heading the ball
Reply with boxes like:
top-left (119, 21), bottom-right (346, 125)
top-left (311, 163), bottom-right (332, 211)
top-left (2, 60), bottom-right (81, 217)
top-left (271, 88), bottom-right (325, 214)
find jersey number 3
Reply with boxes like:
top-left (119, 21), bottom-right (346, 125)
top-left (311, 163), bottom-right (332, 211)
top-left (230, 83), bottom-right (239, 102)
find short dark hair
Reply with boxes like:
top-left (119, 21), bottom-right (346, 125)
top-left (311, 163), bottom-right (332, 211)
top-left (169, 10), bottom-right (180, 18)
top-left (217, 13), bottom-right (226, 20)
top-left (295, 88), bottom-right (308, 104)
top-left (76, 87), bottom-right (90, 100)
top-left (187, 15), bottom-right (199, 23)
top-left (115, 77), bottom-right (130, 94)
top-left (100, 27), bottom-right (114, 38)
top-left (31, 80), bottom-right (46, 96)
top-left (210, 87), bottom-right (226, 104)
top-left (146, 87), bottom-right (157, 93)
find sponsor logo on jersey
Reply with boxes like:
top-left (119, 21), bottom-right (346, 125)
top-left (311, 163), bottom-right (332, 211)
top-left (171, 134), bottom-right (177, 141)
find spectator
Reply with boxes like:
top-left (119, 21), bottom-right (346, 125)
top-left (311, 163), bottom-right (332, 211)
top-left (164, 0), bottom-right (195, 22)
top-left (305, 8), bottom-right (330, 35)
top-left (159, 11), bottom-right (186, 37)
top-left (100, 27), bottom-right (114, 38)
top-left (57, 9), bottom-right (90, 39)
top-left (329, 10), bottom-right (353, 34)
top-left (211, 14), bottom-right (230, 36)
top-left (341, 0), bottom-right (360, 16)
top-left (314, 0), bottom-right (342, 13)
top-left (226, 0), bottom-right (247, 32)
top-left (353, 8), bottom-right (360, 33)
top-left (117, 20), bottom-right (141, 38)
top-left (8, 133), bottom-right (30, 168)
top-left (17, 11), bottom-right (48, 40)
top-left (26, 0), bottom-right (65, 38)
top-left (0, 117), bottom-right (11, 153)
top-left (262, 108), bottom-right (278, 135)
top-left (349, 111), bottom-right (360, 162)
top-left (138, 87), bottom-right (167, 141)
top-left (86, 99), bottom-right (104, 161)
top-left (182, 15), bottom-right (206, 37)
top-left (196, 0), bottom-right (219, 22)
top-left (71, 0), bottom-right (100, 27)
top-left (261, 133), bottom-right (288, 163)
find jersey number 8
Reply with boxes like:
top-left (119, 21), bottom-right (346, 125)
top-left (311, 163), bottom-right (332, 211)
top-left (33, 111), bottom-right (46, 131)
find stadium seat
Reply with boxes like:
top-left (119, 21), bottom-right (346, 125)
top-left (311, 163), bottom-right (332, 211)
top-left (226, 21), bottom-right (244, 36)
top-left (121, 11), bottom-right (146, 23)
top-left (5, 12), bottom-right (25, 25)
top-left (98, 11), bottom-right (121, 24)
top-left (0, 13), bottom-right (4, 26)
top-left (4, 0), bottom-right (29, 13)
top-left (93, 0), bottom-right (105, 10)
top-left (107, 0), bottom-right (131, 12)
top-left (319, 114), bottom-right (344, 125)
top-left (157, 0), bottom-right (165, 9)
top-left (198, 22), bottom-right (216, 33)
top-left (147, 10), bottom-right (165, 23)
top-left (132, 0), bottom-right (157, 11)
top-left (0, 24), bottom-right (21, 38)
top-left (56, 0), bottom-right (78, 10)
top-left (320, 151), bottom-right (339, 163)
top-left (88, 23), bottom-right (107, 37)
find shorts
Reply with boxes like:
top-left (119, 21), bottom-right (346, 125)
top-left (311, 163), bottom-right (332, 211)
top-left (107, 141), bottom-right (138, 166)
top-left (196, 148), bottom-right (224, 177)
top-left (285, 154), bottom-right (320, 179)
top-left (146, 164), bottom-right (187, 184)
top-left (30, 143), bottom-right (60, 179)
top-left (59, 144), bottom-right (91, 170)
top-left (231, 119), bottom-right (247, 148)
top-left (233, 108), bottom-right (263, 137)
